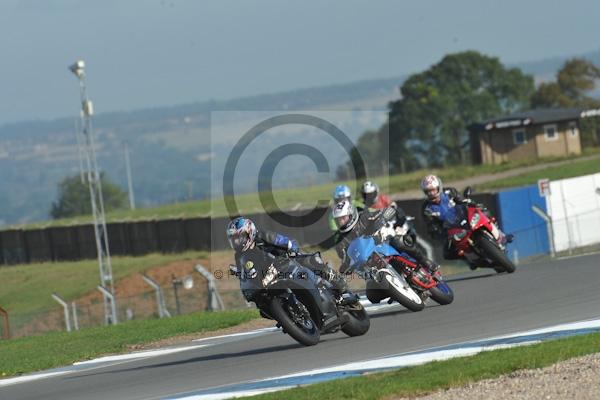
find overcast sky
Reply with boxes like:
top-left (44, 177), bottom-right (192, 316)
top-left (1, 0), bottom-right (599, 125)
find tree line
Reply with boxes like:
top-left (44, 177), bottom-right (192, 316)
top-left (339, 51), bottom-right (600, 179)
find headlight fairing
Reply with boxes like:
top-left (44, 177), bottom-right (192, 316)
top-left (453, 230), bottom-right (469, 241)
top-left (470, 212), bottom-right (481, 228)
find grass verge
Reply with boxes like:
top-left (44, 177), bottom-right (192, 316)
top-left (0, 309), bottom-right (259, 377)
top-left (475, 156), bottom-right (600, 191)
top-left (0, 251), bottom-right (207, 318)
top-left (249, 330), bottom-right (600, 400)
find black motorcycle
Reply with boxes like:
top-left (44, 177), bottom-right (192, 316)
top-left (231, 248), bottom-right (370, 346)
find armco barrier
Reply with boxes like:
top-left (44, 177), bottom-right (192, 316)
top-left (128, 221), bottom-right (159, 256)
top-left (0, 229), bottom-right (27, 264)
top-left (0, 192), bottom-right (501, 265)
top-left (24, 229), bottom-right (53, 262)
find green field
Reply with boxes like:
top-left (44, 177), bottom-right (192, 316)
top-left (0, 309), bottom-right (259, 377)
top-left (250, 331), bottom-right (600, 400)
top-left (12, 149), bottom-right (600, 230)
top-left (0, 251), bottom-right (206, 319)
top-left (476, 157), bottom-right (600, 191)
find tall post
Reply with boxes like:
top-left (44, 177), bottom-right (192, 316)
top-left (0, 306), bottom-right (10, 339)
top-left (172, 274), bottom-right (182, 315)
top-left (123, 141), bottom-right (136, 210)
top-left (51, 293), bottom-right (72, 332)
top-left (532, 205), bottom-right (556, 258)
top-left (69, 60), bottom-right (117, 325)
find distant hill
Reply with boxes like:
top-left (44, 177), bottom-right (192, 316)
top-left (0, 77), bottom-right (400, 226)
top-left (1, 48), bottom-right (598, 226)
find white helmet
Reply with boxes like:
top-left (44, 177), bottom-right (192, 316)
top-left (332, 199), bottom-right (359, 233)
top-left (420, 175), bottom-right (442, 202)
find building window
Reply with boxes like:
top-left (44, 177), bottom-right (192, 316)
top-left (568, 122), bottom-right (578, 137)
top-left (513, 129), bottom-right (527, 145)
top-left (544, 124), bottom-right (558, 141)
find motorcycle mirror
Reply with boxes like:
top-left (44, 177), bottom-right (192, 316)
top-left (463, 186), bottom-right (472, 198)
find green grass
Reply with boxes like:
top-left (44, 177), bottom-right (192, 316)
top-left (250, 331), bottom-right (600, 400)
top-left (476, 156), bottom-right (600, 191)
top-left (0, 251), bottom-right (207, 318)
top-left (0, 309), bottom-right (259, 377)
top-left (11, 149), bottom-right (600, 230)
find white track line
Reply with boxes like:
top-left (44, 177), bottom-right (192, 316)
top-left (166, 317), bottom-right (600, 400)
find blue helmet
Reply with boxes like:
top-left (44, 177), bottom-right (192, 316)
top-left (333, 185), bottom-right (352, 202)
top-left (226, 217), bottom-right (257, 251)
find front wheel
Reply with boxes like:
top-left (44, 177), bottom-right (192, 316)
top-left (475, 233), bottom-right (516, 274)
top-left (382, 271), bottom-right (425, 312)
top-left (341, 302), bottom-right (370, 337)
top-left (270, 296), bottom-right (320, 346)
top-left (429, 280), bottom-right (454, 305)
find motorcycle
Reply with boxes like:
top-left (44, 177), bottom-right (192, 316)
top-left (232, 248), bottom-right (370, 346)
top-left (346, 231), bottom-right (454, 312)
top-left (445, 187), bottom-right (516, 274)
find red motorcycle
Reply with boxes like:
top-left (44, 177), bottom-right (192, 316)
top-left (445, 188), bottom-right (516, 274)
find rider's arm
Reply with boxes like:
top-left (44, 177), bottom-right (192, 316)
top-left (422, 203), bottom-right (444, 240)
top-left (261, 229), bottom-right (300, 252)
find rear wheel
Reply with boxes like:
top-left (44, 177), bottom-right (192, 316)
top-left (270, 296), bottom-right (320, 346)
top-left (475, 233), bottom-right (516, 274)
top-left (341, 302), bottom-right (370, 337)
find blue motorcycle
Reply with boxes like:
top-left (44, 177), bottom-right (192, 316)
top-left (347, 235), bottom-right (454, 311)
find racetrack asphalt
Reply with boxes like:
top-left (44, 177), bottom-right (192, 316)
top-left (2, 253), bottom-right (599, 400)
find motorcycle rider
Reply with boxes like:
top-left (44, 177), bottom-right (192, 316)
top-left (332, 200), bottom-right (439, 275)
top-left (226, 216), bottom-right (349, 297)
top-left (420, 174), bottom-right (512, 266)
top-left (328, 184), bottom-right (365, 231)
top-left (361, 181), bottom-right (392, 210)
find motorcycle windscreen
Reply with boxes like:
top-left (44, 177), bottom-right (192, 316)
top-left (347, 236), bottom-right (377, 271)
top-left (374, 242), bottom-right (401, 257)
top-left (238, 249), bottom-right (274, 286)
top-left (441, 203), bottom-right (468, 229)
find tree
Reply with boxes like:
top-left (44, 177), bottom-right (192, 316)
top-left (387, 51), bottom-right (534, 168)
top-left (50, 173), bottom-right (128, 219)
top-left (531, 58), bottom-right (600, 146)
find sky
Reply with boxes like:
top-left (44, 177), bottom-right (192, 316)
top-left (1, 0), bottom-right (599, 125)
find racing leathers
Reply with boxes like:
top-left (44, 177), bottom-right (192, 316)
top-left (234, 229), bottom-right (348, 295)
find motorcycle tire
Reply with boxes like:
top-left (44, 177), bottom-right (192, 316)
top-left (341, 303), bottom-right (370, 337)
top-left (428, 280), bottom-right (454, 305)
top-left (270, 296), bottom-right (320, 346)
top-left (381, 272), bottom-right (425, 312)
top-left (475, 233), bottom-right (516, 274)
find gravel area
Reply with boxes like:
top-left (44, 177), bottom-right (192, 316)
top-left (392, 352), bottom-right (600, 400)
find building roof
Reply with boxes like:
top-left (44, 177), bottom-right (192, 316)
top-left (469, 107), bottom-right (600, 133)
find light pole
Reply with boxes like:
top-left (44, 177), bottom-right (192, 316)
top-left (123, 141), bottom-right (136, 210)
top-left (68, 60), bottom-right (118, 325)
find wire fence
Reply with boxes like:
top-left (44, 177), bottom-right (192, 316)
top-left (4, 285), bottom-right (250, 339)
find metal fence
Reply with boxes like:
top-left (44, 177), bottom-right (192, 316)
top-left (5, 284), bottom-right (250, 339)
